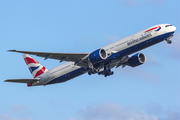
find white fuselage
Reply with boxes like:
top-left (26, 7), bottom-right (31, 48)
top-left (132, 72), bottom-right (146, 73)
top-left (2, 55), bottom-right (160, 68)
top-left (32, 24), bottom-right (176, 86)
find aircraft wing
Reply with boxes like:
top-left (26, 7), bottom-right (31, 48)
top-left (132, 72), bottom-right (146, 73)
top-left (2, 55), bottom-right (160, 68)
top-left (4, 79), bottom-right (40, 83)
top-left (9, 50), bottom-right (89, 67)
top-left (8, 50), bottom-right (130, 69)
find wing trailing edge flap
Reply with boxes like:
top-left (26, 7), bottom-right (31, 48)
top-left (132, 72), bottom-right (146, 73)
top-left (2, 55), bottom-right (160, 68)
top-left (4, 78), bottom-right (40, 83)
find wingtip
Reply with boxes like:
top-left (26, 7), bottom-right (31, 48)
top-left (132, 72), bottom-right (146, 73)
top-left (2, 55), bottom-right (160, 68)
top-left (8, 50), bottom-right (16, 52)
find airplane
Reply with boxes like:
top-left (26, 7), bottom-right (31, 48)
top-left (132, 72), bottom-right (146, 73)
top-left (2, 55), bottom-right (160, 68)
top-left (5, 24), bottom-right (176, 87)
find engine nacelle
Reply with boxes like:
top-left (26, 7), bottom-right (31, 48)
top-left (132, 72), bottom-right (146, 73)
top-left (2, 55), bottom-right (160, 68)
top-left (128, 53), bottom-right (146, 67)
top-left (88, 49), bottom-right (107, 64)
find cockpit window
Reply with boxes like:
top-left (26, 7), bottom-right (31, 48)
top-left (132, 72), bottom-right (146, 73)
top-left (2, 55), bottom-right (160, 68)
top-left (165, 24), bottom-right (172, 27)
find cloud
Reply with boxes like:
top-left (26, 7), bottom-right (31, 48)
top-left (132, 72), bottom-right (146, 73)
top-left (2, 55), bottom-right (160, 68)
top-left (72, 103), bottom-right (180, 120)
top-left (162, 111), bottom-right (180, 120)
top-left (0, 104), bottom-right (31, 120)
top-left (145, 103), bottom-right (180, 120)
top-left (76, 103), bottom-right (159, 120)
top-left (0, 114), bottom-right (32, 120)
top-left (145, 103), bottom-right (163, 115)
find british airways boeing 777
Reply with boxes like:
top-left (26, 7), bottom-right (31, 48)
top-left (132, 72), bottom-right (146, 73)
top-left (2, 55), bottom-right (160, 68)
top-left (5, 24), bottom-right (176, 87)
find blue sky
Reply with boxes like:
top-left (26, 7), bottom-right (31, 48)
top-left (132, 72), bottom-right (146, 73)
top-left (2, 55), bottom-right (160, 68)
top-left (0, 0), bottom-right (180, 120)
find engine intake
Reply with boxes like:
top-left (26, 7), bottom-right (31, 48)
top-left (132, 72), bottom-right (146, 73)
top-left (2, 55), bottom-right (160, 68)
top-left (128, 53), bottom-right (146, 67)
top-left (88, 49), bottom-right (107, 64)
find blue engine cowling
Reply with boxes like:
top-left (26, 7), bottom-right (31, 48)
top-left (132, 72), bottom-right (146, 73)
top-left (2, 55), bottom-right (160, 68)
top-left (128, 53), bottom-right (146, 67)
top-left (88, 48), bottom-right (107, 64)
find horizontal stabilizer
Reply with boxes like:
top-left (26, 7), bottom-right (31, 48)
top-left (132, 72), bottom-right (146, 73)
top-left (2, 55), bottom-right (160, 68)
top-left (4, 78), bottom-right (40, 83)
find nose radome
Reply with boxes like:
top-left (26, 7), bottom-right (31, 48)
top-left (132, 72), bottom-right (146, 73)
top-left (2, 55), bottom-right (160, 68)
top-left (172, 26), bottom-right (176, 32)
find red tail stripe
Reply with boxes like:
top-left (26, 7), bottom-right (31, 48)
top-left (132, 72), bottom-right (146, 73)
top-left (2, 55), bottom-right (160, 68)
top-left (24, 57), bottom-right (39, 65)
top-left (34, 67), bottom-right (46, 78)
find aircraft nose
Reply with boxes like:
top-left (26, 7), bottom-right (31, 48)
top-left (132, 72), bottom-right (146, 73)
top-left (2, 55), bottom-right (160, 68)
top-left (171, 26), bottom-right (176, 32)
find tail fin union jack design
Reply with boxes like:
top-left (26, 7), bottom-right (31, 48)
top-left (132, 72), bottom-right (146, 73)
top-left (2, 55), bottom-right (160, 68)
top-left (23, 54), bottom-right (48, 79)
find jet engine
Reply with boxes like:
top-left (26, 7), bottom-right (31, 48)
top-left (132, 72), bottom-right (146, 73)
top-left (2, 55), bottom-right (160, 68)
top-left (88, 48), bottom-right (107, 64)
top-left (128, 53), bottom-right (146, 67)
